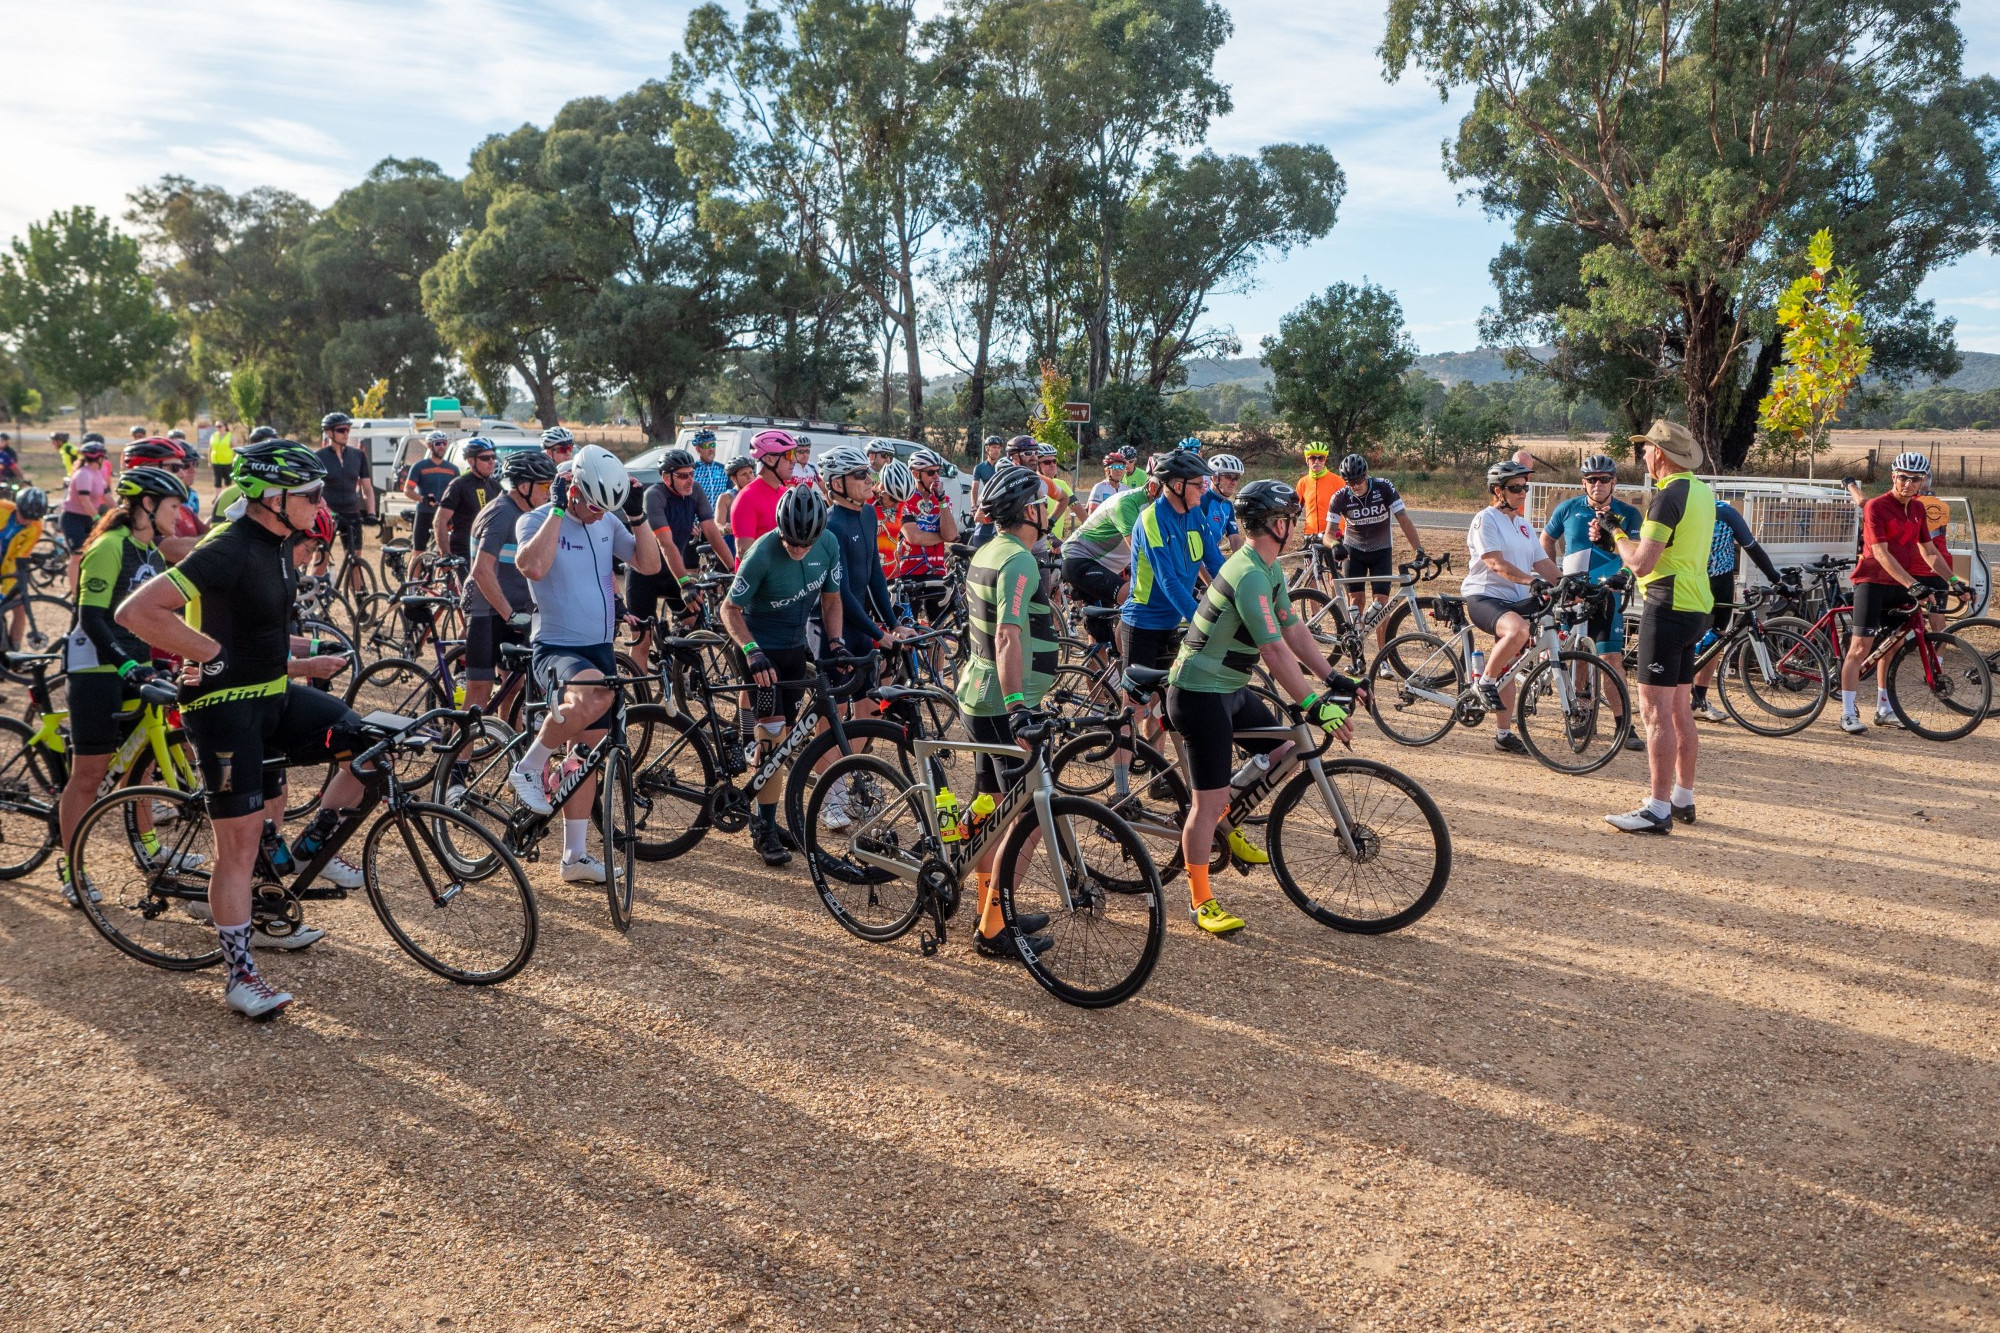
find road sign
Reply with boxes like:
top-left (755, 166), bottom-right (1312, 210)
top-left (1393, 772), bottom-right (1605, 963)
top-left (1063, 402), bottom-right (1092, 424)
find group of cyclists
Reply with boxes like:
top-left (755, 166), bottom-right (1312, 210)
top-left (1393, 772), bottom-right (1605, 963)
top-left (10, 402), bottom-right (1983, 1019)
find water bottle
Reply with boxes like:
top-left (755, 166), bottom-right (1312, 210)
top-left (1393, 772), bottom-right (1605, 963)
top-left (261, 819), bottom-right (295, 875)
top-left (290, 808), bottom-right (342, 863)
top-left (935, 788), bottom-right (964, 843)
top-left (967, 793), bottom-right (996, 835)
top-left (307, 636), bottom-right (332, 693)
top-left (1468, 647), bottom-right (1486, 676)
top-left (1228, 753), bottom-right (1271, 792)
top-left (1358, 602), bottom-right (1386, 632)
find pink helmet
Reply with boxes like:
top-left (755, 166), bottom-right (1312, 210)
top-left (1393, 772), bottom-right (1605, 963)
top-left (751, 429), bottom-right (796, 461)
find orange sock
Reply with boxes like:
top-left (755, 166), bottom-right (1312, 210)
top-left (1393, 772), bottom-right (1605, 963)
top-left (1187, 863), bottom-right (1212, 910)
top-left (976, 870), bottom-right (1003, 938)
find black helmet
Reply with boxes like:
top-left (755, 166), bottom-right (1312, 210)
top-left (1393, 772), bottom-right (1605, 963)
top-left (502, 450), bottom-right (558, 485)
top-left (1006, 434), bottom-right (1038, 456)
top-left (981, 463), bottom-right (1047, 528)
top-left (234, 439), bottom-right (327, 497)
top-left (1337, 452), bottom-right (1369, 481)
top-left (984, 434), bottom-right (1005, 447)
top-left (774, 482), bottom-right (829, 546)
top-left (1150, 450), bottom-right (1211, 484)
top-left (248, 425), bottom-right (278, 444)
top-left (656, 447), bottom-right (698, 475)
top-left (1234, 480), bottom-right (1304, 535)
top-left (321, 411), bottom-right (353, 432)
top-left (1579, 454), bottom-right (1619, 478)
top-left (1485, 459), bottom-right (1533, 489)
top-left (13, 487), bottom-right (49, 521)
top-left (81, 431), bottom-right (104, 445)
top-left (116, 466), bottom-right (191, 502)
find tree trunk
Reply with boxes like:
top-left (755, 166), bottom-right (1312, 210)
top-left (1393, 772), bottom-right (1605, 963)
top-left (1716, 334), bottom-right (1784, 472)
top-left (515, 354), bottom-right (558, 432)
top-left (879, 318), bottom-right (895, 426)
top-left (899, 297), bottom-right (924, 446)
top-left (1677, 289), bottom-right (1733, 470)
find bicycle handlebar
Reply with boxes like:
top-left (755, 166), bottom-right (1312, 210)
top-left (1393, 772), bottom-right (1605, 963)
top-left (348, 706), bottom-right (484, 782)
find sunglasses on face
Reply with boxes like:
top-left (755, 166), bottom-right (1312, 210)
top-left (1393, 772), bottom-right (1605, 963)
top-left (670, 469), bottom-right (694, 480)
top-left (1584, 475), bottom-right (1614, 484)
top-left (1893, 473), bottom-right (1924, 482)
top-left (1502, 483), bottom-right (1529, 494)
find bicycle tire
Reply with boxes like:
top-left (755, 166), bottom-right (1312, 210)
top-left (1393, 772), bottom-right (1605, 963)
top-left (1364, 632), bottom-right (1462, 747)
top-left (1042, 662), bottom-right (1118, 717)
top-left (71, 786), bottom-right (223, 970)
top-left (600, 748), bottom-right (637, 930)
top-left (1889, 631), bottom-right (1991, 740)
top-left (802, 752), bottom-right (928, 943)
top-left (997, 794), bottom-right (1163, 1009)
top-left (1762, 614), bottom-right (1838, 691)
top-left (1715, 624), bottom-right (1829, 737)
top-left (1267, 758), bottom-right (1449, 934)
top-left (621, 703), bottom-right (715, 861)
top-left (12, 594), bottom-right (78, 655)
top-left (1944, 617), bottom-right (2000, 719)
top-left (0, 714), bottom-right (60, 879)
top-left (1045, 730), bottom-right (1191, 873)
top-left (1513, 651), bottom-right (1631, 775)
top-left (363, 801), bottom-right (538, 983)
top-left (1287, 587), bottom-right (1365, 675)
top-left (784, 718), bottom-right (915, 851)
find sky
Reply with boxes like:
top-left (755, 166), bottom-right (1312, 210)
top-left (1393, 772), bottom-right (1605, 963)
top-left (3, 0), bottom-right (1998, 368)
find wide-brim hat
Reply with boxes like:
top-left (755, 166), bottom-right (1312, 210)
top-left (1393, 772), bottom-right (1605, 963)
top-left (1630, 419), bottom-right (1703, 471)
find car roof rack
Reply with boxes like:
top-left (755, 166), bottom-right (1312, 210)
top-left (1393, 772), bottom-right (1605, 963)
top-left (682, 413), bottom-right (858, 436)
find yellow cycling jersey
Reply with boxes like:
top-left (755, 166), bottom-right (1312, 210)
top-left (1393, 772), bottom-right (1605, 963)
top-left (0, 501), bottom-right (45, 592)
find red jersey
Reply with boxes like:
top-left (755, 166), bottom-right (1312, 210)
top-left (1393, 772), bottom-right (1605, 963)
top-left (1853, 492), bottom-right (1946, 585)
top-left (892, 489), bottom-right (950, 578)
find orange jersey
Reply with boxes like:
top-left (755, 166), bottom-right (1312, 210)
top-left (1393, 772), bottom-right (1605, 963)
top-left (1296, 469), bottom-right (1342, 536)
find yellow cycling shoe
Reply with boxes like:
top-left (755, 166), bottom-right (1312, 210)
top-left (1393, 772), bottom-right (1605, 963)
top-left (1192, 899), bottom-right (1246, 935)
top-left (1225, 827), bottom-right (1269, 866)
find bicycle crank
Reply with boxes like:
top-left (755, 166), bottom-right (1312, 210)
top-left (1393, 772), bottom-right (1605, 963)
top-left (708, 786), bottom-right (750, 834)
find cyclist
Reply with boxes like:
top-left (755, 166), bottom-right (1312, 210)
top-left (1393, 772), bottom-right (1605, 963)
top-left (791, 436), bottom-right (818, 488)
top-left (462, 449), bottom-right (557, 714)
top-left (892, 448), bottom-right (959, 623)
top-left (1295, 442), bottom-right (1340, 539)
top-left (873, 455), bottom-right (913, 569)
top-left (315, 412), bottom-right (373, 585)
top-left (1837, 451), bottom-right (1967, 734)
top-left (730, 429), bottom-right (796, 551)
top-left (116, 440), bottom-right (371, 1018)
top-left (1060, 467), bottom-right (1156, 649)
top-left (539, 425), bottom-right (577, 473)
top-left (715, 456), bottom-right (756, 555)
top-left (818, 446), bottom-right (908, 830)
top-left (1464, 459), bottom-right (1561, 755)
top-left (1200, 453), bottom-right (1247, 555)
top-left (1603, 419), bottom-right (1714, 834)
top-left (0, 433), bottom-right (18, 486)
top-left (52, 431), bottom-right (75, 474)
top-left (955, 462), bottom-right (1059, 960)
top-left (1086, 449), bottom-right (1132, 516)
top-left (1689, 495), bottom-right (1784, 724)
top-left (722, 483), bottom-right (846, 866)
top-left (1168, 479), bottom-right (1360, 935)
top-left (207, 421), bottom-right (234, 489)
top-left (690, 428), bottom-right (727, 502)
top-left (1035, 443), bottom-right (1076, 537)
top-left (0, 487), bottom-right (48, 648)
top-left (1121, 450), bottom-right (1223, 791)
top-left (400, 430), bottom-right (458, 555)
top-left (969, 434), bottom-right (1005, 517)
top-left (58, 466), bottom-right (190, 905)
top-left (1541, 453), bottom-right (1643, 747)
top-left (123, 437), bottom-right (205, 551)
top-left (1328, 453), bottom-right (1426, 643)
top-left (628, 445), bottom-right (733, 665)
top-left (507, 445), bottom-right (663, 883)
top-left (433, 437), bottom-right (500, 569)
top-left (64, 438), bottom-right (113, 589)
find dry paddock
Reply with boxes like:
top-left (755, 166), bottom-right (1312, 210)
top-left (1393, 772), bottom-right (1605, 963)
top-left (4, 536), bottom-right (1999, 1332)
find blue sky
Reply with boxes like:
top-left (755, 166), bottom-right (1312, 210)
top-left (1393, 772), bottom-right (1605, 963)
top-left (5, 0), bottom-right (1997, 363)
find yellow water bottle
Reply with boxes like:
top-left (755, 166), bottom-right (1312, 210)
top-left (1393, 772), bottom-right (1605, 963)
top-left (452, 683), bottom-right (467, 707)
top-left (967, 792), bottom-right (996, 836)
top-left (935, 788), bottom-right (963, 843)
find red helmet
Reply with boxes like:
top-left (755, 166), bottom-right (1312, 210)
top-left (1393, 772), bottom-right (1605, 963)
top-left (309, 505), bottom-right (336, 546)
top-left (124, 436), bottom-right (188, 469)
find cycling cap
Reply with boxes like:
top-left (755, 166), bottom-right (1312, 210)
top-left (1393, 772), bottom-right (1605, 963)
top-left (1208, 454), bottom-right (1245, 477)
top-left (1006, 434), bottom-right (1037, 455)
top-left (751, 429), bottom-right (796, 461)
top-left (774, 481), bottom-right (830, 546)
top-left (568, 444), bottom-right (630, 512)
top-left (116, 466), bottom-right (191, 502)
top-left (1486, 459), bottom-right (1534, 488)
top-left (1338, 453), bottom-right (1369, 481)
top-left (501, 450), bottom-right (558, 485)
top-left (540, 426), bottom-right (575, 449)
top-left (463, 436), bottom-right (498, 458)
top-left (876, 459), bottom-right (916, 504)
top-left (910, 448), bottom-right (945, 472)
top-left (124, 437), bottom-right (186, 468)
top-left (1234, 479), bottom-right (1304, 535)
top-left (13, 487), bottom-right (49, 521)
top-left (1150, 450), bottom-right (1211, 483)
top-left (1580, 454), bottom-right (1619, 477)
top-left (817, 445), bottom-right (872, 481)
top-left (689, 428), bottom-right (717, 448)
top-left (247, 425), bottom-right (278, 444)
top-left (981, 463), bottom-right (1047, 528)
top-left (656, 447), bottom-right (698, 476)
top-left (235, 440), bottom-right (327, 497)
top-left (321, 411), bottom-right (352, 431)
top-left (1302, 441), bottom-right (1330, 457)
top-left (1891, 451), bottom-right (1931, 476)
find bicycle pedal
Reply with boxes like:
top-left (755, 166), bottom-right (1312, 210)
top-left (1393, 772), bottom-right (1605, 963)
top-left (919, 932), bottom-right (940, 957)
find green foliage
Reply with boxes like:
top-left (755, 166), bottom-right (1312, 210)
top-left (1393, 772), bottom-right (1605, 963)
top-left (1262, 281), bottom-right (1419, 452)
top-left (229, 364), bottom-right (265, 429)
top-left (1032, 359), bottom-right (1076, 460)
top-left (1390, 376), bottom-right (1512, 468)
top-left (1757, 230), bottom-right (1871, 471)
top-left (0, 206), bottom-right (175, 425)
top-left (1094, 381), bottom-right (1211, 455)
top-left (4, 379), bottom-right (42, 426)
top-left (1848, 385), bottom-right (2000, 431)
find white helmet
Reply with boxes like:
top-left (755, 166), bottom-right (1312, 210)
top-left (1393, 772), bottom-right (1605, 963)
top-left (876, 459), bottom-right (916, 504)
top-left (1207, 454), bottom-right (1244, 476)
top-left (817, 444), bottom-right (872, 482)
top-left (1890, 451), bottom-right (1931, 476)
top-left (568, 443), bottom-right (630, 512)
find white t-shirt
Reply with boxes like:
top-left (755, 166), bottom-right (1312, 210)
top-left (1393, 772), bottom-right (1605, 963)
top-left (1463, 505), bottom-right (1544, 601)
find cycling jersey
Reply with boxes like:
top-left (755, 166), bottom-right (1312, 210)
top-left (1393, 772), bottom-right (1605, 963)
top-left (1087, 478), bottom-right (1129, 508)
top-left (165, 517), bottom-right (297, 708)
top-left (1706, 500), bottom-right (1781, 581)
top-left (728, 529), bottom-right (842, 652)
top-left (64, 463), bottom-right (108, 516)
top-left (68, 527), bottom-right (166, 672)
top-left (1544, 494), bottom-right (1642, 580)
top-left (1198, 489), bottom-right (1238, 542)
top-left (873, 498), bottom-right (900, 562)
top-left (1122, 496), bottom-right (1222, 631)
top-left (437, 474), bottom-right (498, 559)
top-left (1636, 472), bottom-right (1716, 614)
top-left (958, 532), bottom-right (1056, 716)
top-left (513, 505), bottom-right (636, 647)
top-left (1063, 486), bottom-right (1149, 574)
top-left (405, 456), bottom-right (459, 507)
top-left (316, 445), bottom-right (370, 515)
top-left (1296, 468), bottom-right (1340, 537)
top-left (1169, 544), bottom-right (1298, 694)
top-left (642, 481), bottom-right (713, 550)
top-left (893, 489), bottom-right (952, 578)
top-left (0, 503), bottom-right (44, 595)
top-left (1327, 477), bottom-right (1404, 552)
top-left (730, 476), bottom-right (787, 551)
top-left (825, 503), bottom-right (893, 641)
top-left (465, 493), bottom-right (534, 618)
top-left (1854, 491), bottom-right (1948, 585)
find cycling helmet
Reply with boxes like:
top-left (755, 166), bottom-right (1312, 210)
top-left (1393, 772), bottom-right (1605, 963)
top-left (82, 431), bottom-right (105, 444)
top-left (321, 411), bottom-right (352, 432)
top-left (1891, 451), bottom-right (1931, 476)
top-left (1234, 479), bottom-right (1304, 535)
top-left (247, 425), bottom-right (278, 444)
top-left (124, 437), bottom-right (186, 468)
top-left (981, 462), bottom-right (1047, 528)
top-left (656, 446), bottom-right (698, 476)
top-left (13, 487), bottom-right (49, 521)
top-left (876, 459), bottom-right (916, 504)
top-left (774, 481), bottom-right (830, 546)
top-left (689, 427), bottom-right (717, 448)
top-left (751, 428), bottom-right (796, 461)
top-left (167, 428), bottom-right (187, 441)
top-left (1036, 442), bottom-right (1059, 459)
top-left (1176, 436), bottom-right (1203, 454)
top-left (1302, 441), bottom-right (1330, 458)
top-left (423, 429), bottom-right (449, 447)
top-left (1150, 450), bottom-right (1211, 484)
top-left (501, 449), bottom-right (558, 485)
top-left (1580, 454), bottom-right (1620, 478)
top-left (865, 437), bottom-right (895, 457)
top-left (1006, 434), bottom-right (1037, 457)
top-left (1485, 459), bottom-right (1534, 489)
top-left (1338, 452), bottom-right (1369, 481)
top-left (909, 447), bottom-right (946, 472)
top-left (50, 432), bottom-right (70, 444)
top-left (116, 466), bottom-right (191, 502)
top-left (540, 425), bottom-right (575, 449)
top-left (726, 455), bottom-right (755, 478)
top-left (129, 425), bottom-right (148, 438)
top-left (309, 505), bottom-right (337, 545)
top-left (1208, 454), bottom-right (1245, 477)
top-left (817, 445), bottom-right (872, 482)
top-left (568, 444), bottom-right (630, 512)
top-left (1105, 449), bottom-right (1131, 465)
top-left (462, 436), bottom-right (497, 459)
top-left (234, 439), bottom-right (327, 497)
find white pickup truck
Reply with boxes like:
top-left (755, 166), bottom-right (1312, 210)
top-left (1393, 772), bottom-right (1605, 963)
top-left (354, 402), bottom-right (543, 528)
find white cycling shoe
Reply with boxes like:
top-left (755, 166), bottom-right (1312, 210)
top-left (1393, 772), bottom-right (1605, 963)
top-left (314, 855), bottom-right (365, 890)
top-left (561, 854), bottom-right (607, 884)
top-left (507, 764), bottom-right (554, 816)
top-left (819, 787), bottom-right (853, 831)
top-left (224, 972), bottom-right (293, 1019)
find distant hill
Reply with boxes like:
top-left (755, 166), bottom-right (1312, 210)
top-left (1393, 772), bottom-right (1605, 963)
top-left (1943, 350), bottom-right (2000, 392)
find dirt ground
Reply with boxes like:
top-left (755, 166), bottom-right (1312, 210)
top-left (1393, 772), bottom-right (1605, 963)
top-left (2, 529), bottom-right (1998, 1333)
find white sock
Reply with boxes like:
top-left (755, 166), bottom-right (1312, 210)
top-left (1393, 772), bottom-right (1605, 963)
top-left (1874, 693), bottom-right (1894, 715)
top-left (1671, 785), bottom-right (1694, 806)
top-left (563, 817), bottom-right (590, 860)
top-left (1643, 797), bottom-right (1671, 819)
top-left (1840, 689), bottom-right (1857, 716)
top-left (520, 739), bottom-right (555, 775)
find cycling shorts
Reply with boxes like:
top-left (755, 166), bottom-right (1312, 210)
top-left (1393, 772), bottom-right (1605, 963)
top-left (966, 712), bottom-right (1026, 796)
top-left (1852, 576), bottom-right (1947, 637)
top-left (530, 641), bottom-right (619, 732)
top-left (61, 511), bottom-right (93, 550)
top-left (625, 567), bottom-right (688, 628)
top-left (1707, 573), bottom-right (1738, 640)
top-left (1165, 686), bottom-right (1284, 791)
top-left (463, 614), bottom-right (527, 683)
top-left (331, 511), bottom-right (365, 555)
top-left (1635, 607), bottom-right (1706, 688)
top-left (183, 683), bottom-right (358, 820)
top-left (1465, 594), bottom-right (1532, 636)
top-left (1062, 559), bottom-right (1123, 645)
top-left (1118, 621), bottom-right (1179, 675)
top-left (68, 670), bottom-right (139, 757)
top-left (736, 643), bottom-right (812, 725)
top-left (1587, 589), bottom-right (1627, 656)
top-left (1340, 545), bottom-right (1395, 597)
top-left (410, 504), bottom-right (438, 556)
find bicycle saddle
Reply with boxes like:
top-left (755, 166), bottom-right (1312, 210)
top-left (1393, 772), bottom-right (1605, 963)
top-left (659, 631), bottom-right (727, 650)
top-left (497, 643), bottom-right (535, 666)
top-left (1081, 605), bottom-right (1121, 622)
top-left (354, 710), bottom-right (422, 738)
top-left (381, 541), bottom-right (411, 554)
top-left (871, 684), bottom-right (950, 705)
top-left (947, 543), bottom-right (977, 559)
top-left (1123, 664), bottom-right (1170, 693)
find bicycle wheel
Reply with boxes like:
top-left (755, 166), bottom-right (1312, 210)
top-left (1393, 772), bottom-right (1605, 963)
top-left (997, 794), bottom-right (1163, 1008)
top-left (784, 718), bottom-right (915, 850)
top-left (1042, 663), bottom-right (1118, 717)
top-left (1364, 632), bottom-right (1462, 746)
top-left (1944, 617), bottom-right (2000, 718)
top-left (1763, 614), bottom-right (1839, 690)
top-left (71, 786), bottom-right (222, 970)
top-left (1514, 651), bottom-right (1631, 775)
top-left (598, 748), bottom-right (637, 930)
top-left (1045, 730), bottom-right (1190, 873)
top-left (803, 752), bottom-right (927, 942)
top-left (13, 594), bottom-right (78, 654)
top-left (0, 715), bottom-right (60, 879)
top-left (436, 722), bottom-right (533, 866)
top-left (1288, 588), bottom-right (1363, 675)
top-left (1716, 624), bottom-right (1829, 737)
top-left (1266, 758), bottom-right (1449, 934)
top-left (621, 703), bottom-right (714, 861)
top-left (1889, 631), bottom-right (1991, 740)
top-left (363, 801), bottom-right (537, 983)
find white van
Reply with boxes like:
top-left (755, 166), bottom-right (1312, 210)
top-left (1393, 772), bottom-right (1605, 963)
top-left (359, 402), bottom-right (543, 525)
